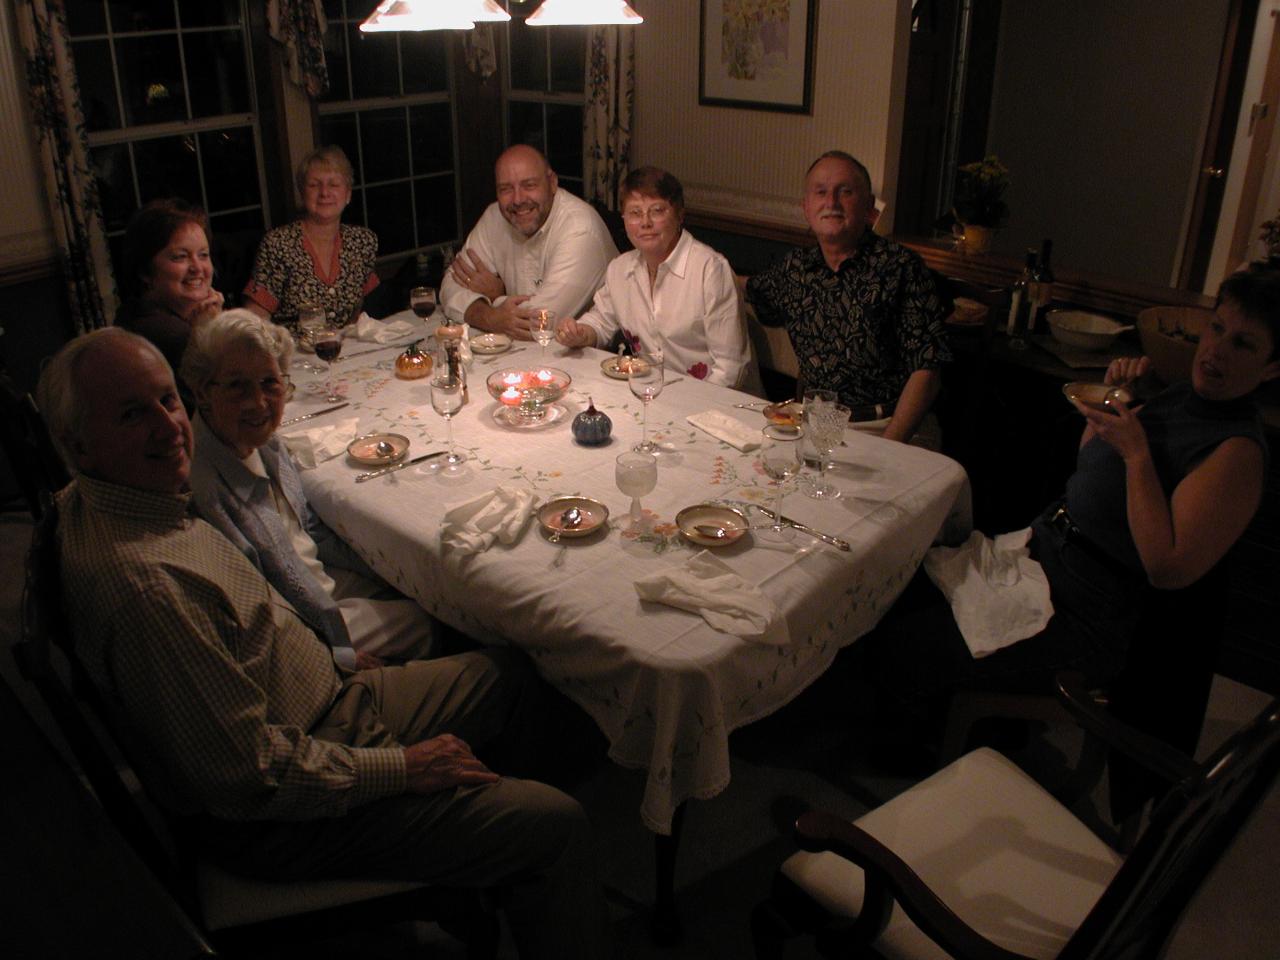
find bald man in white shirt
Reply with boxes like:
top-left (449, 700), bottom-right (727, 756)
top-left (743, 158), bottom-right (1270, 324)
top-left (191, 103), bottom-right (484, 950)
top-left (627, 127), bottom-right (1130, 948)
top-left (441, 145), bottom-right (618, 340)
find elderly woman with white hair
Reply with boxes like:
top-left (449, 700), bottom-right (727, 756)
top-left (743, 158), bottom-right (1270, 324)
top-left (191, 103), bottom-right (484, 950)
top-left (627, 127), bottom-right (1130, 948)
top-left (181, 308), bottom-right (435, 669)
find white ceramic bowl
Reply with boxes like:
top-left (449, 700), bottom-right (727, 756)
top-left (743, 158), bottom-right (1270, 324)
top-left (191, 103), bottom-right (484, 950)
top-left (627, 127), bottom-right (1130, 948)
top-left (1047, 310), bottom-right (1130, 351)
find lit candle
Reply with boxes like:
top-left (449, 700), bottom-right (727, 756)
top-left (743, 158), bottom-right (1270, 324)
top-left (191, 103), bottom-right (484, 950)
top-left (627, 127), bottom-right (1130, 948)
top-left (500, 386), bottom-right (523, 406)
top-left (536, 369), bottom-right (554, 384)
top-left (502, 372), bottom-right (523, 388)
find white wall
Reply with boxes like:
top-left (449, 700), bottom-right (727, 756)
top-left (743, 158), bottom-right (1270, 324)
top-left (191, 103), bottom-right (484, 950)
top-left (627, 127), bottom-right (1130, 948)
top-left (633, 0), bottom-right (911, 230)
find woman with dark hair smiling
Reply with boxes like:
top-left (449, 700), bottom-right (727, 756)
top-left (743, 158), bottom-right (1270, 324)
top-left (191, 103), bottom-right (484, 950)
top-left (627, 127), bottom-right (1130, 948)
top-left (116, 198), bottom-right (225, 376)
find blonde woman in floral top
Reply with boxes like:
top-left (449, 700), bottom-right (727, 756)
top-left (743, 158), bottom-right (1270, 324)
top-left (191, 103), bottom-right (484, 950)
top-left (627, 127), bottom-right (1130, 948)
top-left (244, 146), bottom-right (381, 329)
top-left (556, 167), bottom-right (753, 389)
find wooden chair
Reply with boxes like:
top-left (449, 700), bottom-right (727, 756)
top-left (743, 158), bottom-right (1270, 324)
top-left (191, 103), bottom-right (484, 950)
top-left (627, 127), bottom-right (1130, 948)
top-left (751, 671), bottom-right (1280, 960)
top-left (0, 372), bottom-right (70, 518)
top-left (14, 499), bottom-right (498, 958)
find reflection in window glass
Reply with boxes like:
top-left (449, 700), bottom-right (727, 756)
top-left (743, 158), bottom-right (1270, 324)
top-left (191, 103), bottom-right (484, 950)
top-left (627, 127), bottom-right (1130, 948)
top-left (360, 108), bottom-right (411, 184)
top-left (401, 32), bottom-right (449, 93)
top-left (507, 18), bottom-right (546, 91)
top-left (72, 40), bottom-right (122, 132)
top-left (115, 35), bottom-right (186, 127)
top-left (507, 101), bottom-right (544, 155)
top-left (132, 135), bottom-right (201, 205)
top-left (547, 104), bottom-right (583, 180)
top-left (90, 143), bottom-right (135, 232)
top-left (365, 182), bottom-right (415, 254)
top-left (549, 27), bottom-right (587, 93)
top-left (199, 128), bottom-right (261, 212)
top-left (506, 22), bottom-right (585, 196)
top-left (409, 102), bottom-right (453, 174)
top-left (65, 0), bottom-right (108, 36)
top-left (414, 174), bottom-right (458, 248)
top-left (178, 0), bottom-right (242, 29)
top-left (350, 27), bottom-right (400, 100)
top-left (183, 32), bottom-right (251, 118)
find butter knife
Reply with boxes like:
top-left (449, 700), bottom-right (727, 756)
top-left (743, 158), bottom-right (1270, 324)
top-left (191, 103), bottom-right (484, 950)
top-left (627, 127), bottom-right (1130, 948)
top-left (754, 504), bottom-right (850, 550)
top-left (280, 402), bottom-right (349, 426)
top-left (355, 450), bottom-right (446, 482)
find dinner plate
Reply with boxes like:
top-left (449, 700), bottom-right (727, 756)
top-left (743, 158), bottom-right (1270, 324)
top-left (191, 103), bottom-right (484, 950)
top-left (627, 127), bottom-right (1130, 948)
top-left (762, 400), bottom-right (803, 429)
top-left (676, 504), bottom-right (751, 547)
top-left (600, 355), bottom-right (651, 380)
top-left (1062, 382), bottom-right (1133, 413)
top-left (538, 496), bottom-right (610, 539)
top-left (346, 432), bottom-right (410, 465)
top-left (470, 332), bottom-right (512, 355)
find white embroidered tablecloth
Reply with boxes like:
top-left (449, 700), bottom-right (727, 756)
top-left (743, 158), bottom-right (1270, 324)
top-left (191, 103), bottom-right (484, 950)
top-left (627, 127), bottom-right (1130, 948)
top-left (287, 313), bottom-right (972, 834)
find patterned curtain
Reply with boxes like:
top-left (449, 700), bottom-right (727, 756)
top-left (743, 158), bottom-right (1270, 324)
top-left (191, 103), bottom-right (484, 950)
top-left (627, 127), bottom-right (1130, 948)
top-left (584, 25), bottom-right (635, 211)
top-left (267, 0), bottom-right (329, 97)
top-left (15, 0), bottom-right (114, 332)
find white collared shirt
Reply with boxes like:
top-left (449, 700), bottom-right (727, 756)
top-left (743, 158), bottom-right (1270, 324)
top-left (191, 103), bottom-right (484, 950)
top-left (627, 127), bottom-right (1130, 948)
top-left (440, 189), bottom-right (617, 322)
top-left (577, 230), bottom-right (751, 388)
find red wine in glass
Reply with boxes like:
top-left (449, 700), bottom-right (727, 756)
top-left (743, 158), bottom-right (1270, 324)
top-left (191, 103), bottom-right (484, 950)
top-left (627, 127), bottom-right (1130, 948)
top-left (314, 336), bottom-right (342, 363)
top-left (410, 286), bottom-right (436, 320)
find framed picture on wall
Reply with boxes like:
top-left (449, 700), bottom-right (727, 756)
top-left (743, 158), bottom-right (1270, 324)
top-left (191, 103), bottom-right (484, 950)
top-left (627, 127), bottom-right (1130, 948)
top-left (699, 0), bottom-right (817, 114)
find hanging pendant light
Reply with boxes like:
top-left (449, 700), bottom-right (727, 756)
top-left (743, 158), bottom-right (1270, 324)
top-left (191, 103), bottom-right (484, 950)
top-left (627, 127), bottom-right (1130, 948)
top-left (359, 0), bottom-right (476, 32)
top-left (525, 0), bottom-right (643, 26)
top-left (470, 0), bottom-right (513, 22)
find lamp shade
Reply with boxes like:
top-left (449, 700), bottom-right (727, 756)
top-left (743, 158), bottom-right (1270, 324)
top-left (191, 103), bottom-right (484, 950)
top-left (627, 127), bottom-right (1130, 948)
top-left (359, 0), bottom-right (476, 32)
top-left (525, 0), bottom-right (643, 26)
top-left (471, 0), bottom-right (513, 22)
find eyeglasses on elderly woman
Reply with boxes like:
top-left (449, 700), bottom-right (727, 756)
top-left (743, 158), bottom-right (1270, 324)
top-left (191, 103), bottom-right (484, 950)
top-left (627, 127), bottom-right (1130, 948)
top-left (207, 374), bottom-right (295, 402)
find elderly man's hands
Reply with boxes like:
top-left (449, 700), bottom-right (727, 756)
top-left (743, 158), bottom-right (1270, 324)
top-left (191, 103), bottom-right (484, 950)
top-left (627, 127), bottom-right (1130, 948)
top-left (464, 295), bottom-right (535, 340)
top-left (403, 734), bottom-right (499, 794)
top-left (555, 316), bottom-right (597, 349)
top-left (451, 249), bottom-right (505, 303)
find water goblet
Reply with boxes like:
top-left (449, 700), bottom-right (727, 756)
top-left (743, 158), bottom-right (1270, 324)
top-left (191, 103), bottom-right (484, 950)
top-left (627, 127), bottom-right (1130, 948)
top-left (627, 350), bottom-right (664, 454)
top-left (529, 309), bottom-right (556, 360)
top-left (803, 402), bottom-right (850, 499)
top-left (800, 387), bottom-right (838, 470)
top-left (410, 286), bottom-right (437, 321)
top-left (312, 325), bottom-right (344, 402)
top-left (616, 450), bottom-right (657, 534)
top-left (429, 372), bottom-right (467, 477)
top-left (757, 424), bottom-right (804, 542)
top-left (292, 303), bottom-right (326, 371)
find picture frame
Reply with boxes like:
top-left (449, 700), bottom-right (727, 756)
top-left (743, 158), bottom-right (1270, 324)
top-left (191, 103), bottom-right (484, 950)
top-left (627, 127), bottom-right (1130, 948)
top-left (699, 0), bottom-right (817, 114)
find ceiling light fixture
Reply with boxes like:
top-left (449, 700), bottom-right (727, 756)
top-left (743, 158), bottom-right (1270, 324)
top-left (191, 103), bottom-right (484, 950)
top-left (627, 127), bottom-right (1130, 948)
top-left (470, 0), bottom-right (513, 22)
top-left (525, 0), bottom-right (643, 27)
top-left (359, 0), bottom-right (476, 32)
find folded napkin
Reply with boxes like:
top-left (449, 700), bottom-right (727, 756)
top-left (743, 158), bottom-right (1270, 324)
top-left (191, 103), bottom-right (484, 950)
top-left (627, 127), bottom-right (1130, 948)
top-left (281, 417), bottom-right (360, 469)
top-left (441, 485), bottom-right (537, 554)
top-left (354, 313), bottom-right (417, 343)
top-left (634, 551), bottom-right (788, 644)
top-left (686, 410), bottom-right (761, 452)
top-left (922, 527), bottom-right (1053, 658)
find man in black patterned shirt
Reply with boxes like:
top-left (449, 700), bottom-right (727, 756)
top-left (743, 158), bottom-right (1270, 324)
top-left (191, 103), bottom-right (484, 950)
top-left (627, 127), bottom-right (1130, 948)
top-left (746, 151), bottom-right (951, 444)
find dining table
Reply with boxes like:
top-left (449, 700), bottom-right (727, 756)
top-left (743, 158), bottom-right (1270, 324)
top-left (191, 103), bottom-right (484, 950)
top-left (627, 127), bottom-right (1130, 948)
top-left (283, 310), bottom-right (972, 930)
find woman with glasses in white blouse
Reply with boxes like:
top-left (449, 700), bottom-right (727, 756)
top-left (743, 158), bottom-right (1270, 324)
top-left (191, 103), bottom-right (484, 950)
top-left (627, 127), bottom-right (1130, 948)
top-left (181, 309), bottom-right (436, 669)
top-left (556, 167), bottom-right (756, 389)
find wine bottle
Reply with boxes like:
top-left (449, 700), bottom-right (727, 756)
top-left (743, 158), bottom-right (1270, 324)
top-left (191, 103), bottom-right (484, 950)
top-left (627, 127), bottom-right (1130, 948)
top-left (1027, 238), bottom-right (1054, 333)
top-left (1007, 248), bottom-right (1037, 339)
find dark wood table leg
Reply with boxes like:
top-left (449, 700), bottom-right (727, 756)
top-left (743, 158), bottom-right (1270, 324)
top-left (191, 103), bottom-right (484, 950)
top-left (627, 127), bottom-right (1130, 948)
top-left (650, 801), bottom-right (687, 945)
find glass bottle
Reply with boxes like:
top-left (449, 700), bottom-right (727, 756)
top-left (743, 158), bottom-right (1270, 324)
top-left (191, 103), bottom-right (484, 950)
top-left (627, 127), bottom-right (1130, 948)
top-left (1027, 238), bottom-right (1054, 334)
top-left (1007, 248), bottom-right (1037, 349)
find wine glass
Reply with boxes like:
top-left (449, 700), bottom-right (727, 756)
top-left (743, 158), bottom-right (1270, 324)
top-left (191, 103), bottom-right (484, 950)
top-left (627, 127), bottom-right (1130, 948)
top-left (627, 350), bottom-right (664, 454)
top-left (616, 451), bottom-right (657, 534)
top-left (293, 303), bottom-right (326, 371)
top-left (803, 402), bottom-right (850, 499)
top-left (757, 424), bottom-right (804, 542)
top-left (313, 325), bottom-right (344, 402)
top-left (410, 286), bottom-right (437, 322)
top-left (800, 387), bottom-right (838, 470)
top-left (529, 309), bottom-right (556, 360)
top-left (430, 371), bottom-right (467, 476)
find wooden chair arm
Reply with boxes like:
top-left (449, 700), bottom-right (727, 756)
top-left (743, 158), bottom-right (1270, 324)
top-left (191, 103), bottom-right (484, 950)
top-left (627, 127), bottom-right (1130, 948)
top-left (795, 811), bottom-right (1037, 960)
top-left (1055, 672), bottom-right (1199, 785)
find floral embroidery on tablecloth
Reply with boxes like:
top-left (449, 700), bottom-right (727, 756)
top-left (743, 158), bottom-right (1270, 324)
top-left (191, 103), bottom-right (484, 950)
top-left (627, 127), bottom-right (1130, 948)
top-left (687, 361), bottom-right (708, 380)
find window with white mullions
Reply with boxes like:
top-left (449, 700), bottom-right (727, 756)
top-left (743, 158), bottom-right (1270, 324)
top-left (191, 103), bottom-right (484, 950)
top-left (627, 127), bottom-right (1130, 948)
top-left (318, 1), bottom-right (461, 260)
top-left (504, 15), bottom-right (586, 195)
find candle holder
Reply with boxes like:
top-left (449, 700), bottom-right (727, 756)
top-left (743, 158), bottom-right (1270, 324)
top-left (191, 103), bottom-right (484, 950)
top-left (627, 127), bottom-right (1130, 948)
top-left (485, 366), bottom-right (573, 428)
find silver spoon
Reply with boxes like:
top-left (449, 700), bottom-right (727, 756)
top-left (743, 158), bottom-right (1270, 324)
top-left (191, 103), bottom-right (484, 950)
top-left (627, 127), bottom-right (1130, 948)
top-left (375, 440), bottom-right (395, 458)
top-left (548, 507), bottom-right (583, 544)
top-left (695, 524), bottom-right (732, 540)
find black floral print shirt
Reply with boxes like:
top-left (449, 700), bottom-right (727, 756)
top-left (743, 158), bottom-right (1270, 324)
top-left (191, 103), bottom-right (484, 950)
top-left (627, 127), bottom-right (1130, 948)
top-left (243, 222), bottom-right (380, 328)
top-left (745, 233), bottom-right (951, 406)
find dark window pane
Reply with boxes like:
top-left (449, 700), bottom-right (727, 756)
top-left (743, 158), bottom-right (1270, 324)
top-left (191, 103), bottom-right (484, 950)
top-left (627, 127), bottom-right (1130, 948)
top-left (507, 100), bottom-right (544, 155)
top-left (317, 113), bottom-right (360, 183)
top-left (365, 181), bottom-right (414, 254)
top-left (549, 27), bottom-right (586, 93)
top-left (401, 31), bottom-right (449, 93)
top-left (359, 107), bottom-right (410, 183)
top-left (409, 102), bottom-right (452, 174)
top-left (508, 18), bottom-right (547, 92)
top-left (350, 27), bottom-right (400, 99)
top-left (208, 207), bottom-right (265, 298)
top-left (90, 143), bottom-right (136, 232)
top-left (199, 127), bottom-right (260, 212)
top-left (184, 31), bottom-right (251, 118)
top-left (65, 0), bottom-right (108, 36)
top-left (73, 39), bottom-right (122, 131)
top-left (557, 177), bottom-right (583, 199)
top-left (116, 35), bottom-right (186, 126)
top-left (179, 0), bottom-right (242, 28)
top-left (413, 174), bottom-right (458, 248)
top-left (322, 0), bottom-right (344, 20)
top-left (344, 186), bottom-right (367, 227)
top-left (132, 134), bottom-right (200, 206)
top-left (320, 22), bottom-right (350, 102)
top-left (546, 104), bottom-right (582, 179)
top-left (107, 0), bottom-right (175, 32)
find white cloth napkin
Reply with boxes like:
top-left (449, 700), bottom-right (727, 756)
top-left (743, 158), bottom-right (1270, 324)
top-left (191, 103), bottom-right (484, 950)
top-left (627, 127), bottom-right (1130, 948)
top-left (686, 410), bottom-right (762, 452)
top-left (922, 527), bottom-right (1053, 658)
top-left (354, 313), bottom-right (416, 343)
top-left (441, 485), bottom-right (537, 554)
top-left (634, 551), bottom-right (788, 644)
top-left (281, 417), bottom-right (360, 469)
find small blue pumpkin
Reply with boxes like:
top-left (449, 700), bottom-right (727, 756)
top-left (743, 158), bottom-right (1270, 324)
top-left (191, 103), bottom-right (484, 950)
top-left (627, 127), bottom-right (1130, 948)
top-left (572, 397), bottom-right (612, 445)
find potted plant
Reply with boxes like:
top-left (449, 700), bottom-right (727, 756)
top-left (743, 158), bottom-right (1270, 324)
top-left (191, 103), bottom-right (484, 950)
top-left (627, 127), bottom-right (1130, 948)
top-left (952, 155), bottom-right (1010, 254)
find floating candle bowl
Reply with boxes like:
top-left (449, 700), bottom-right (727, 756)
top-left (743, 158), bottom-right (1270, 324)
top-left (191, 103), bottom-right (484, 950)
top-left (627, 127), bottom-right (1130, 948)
top-left (485, 367), bottom-right (573, 422)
